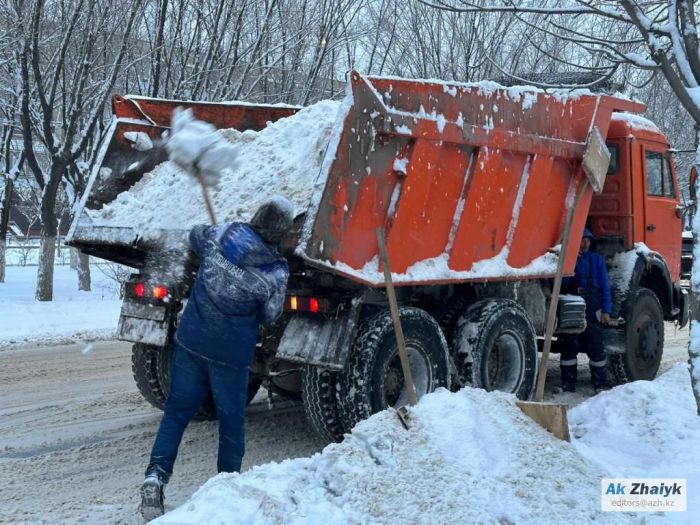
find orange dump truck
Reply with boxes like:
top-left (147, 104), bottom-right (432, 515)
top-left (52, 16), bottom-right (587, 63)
top-left (68, 72), bottom-right (688, 442)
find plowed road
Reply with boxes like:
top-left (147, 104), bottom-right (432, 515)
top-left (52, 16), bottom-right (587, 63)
top-left (0, 324), bottom-right (691, 524)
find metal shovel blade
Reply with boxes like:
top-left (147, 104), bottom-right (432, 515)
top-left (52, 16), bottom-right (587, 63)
top-left (516, 400), bottom-right (570, 441)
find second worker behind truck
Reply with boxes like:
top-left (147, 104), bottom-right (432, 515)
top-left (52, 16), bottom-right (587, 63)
top-left (559, 227), bottom-right (613, 394)
top-left (139, 195), bottom-right (294, 521)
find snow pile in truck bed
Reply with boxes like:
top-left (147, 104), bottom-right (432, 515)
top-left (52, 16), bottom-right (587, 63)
top-left (88, 100), bottom-right (340, 236)
top-left (334, 249), bottom-right (559, 284)
top-left (152, 366), bottom-right (700, 525)
top-left (611, 112), bottom-right (661, 133)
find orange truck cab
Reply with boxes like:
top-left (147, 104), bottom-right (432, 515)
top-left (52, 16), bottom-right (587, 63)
top-left (592, 114), bottom-right (683, 278)
top-left (68, 72), bottom-right (689, 442)
top-left (587, 114), bottom-right (688, 386)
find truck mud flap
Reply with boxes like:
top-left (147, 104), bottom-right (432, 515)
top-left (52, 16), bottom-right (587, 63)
top-left (602, 327), bottom-right (626, 354)
top-left (675, 285), bottom-right (689, 329)
top-left (117, 300), bottom-right (171, 346)
top-left (275, 306), bottom-right (361, 370)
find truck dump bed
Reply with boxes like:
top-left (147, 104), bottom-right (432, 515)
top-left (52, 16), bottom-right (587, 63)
top-left (298, 72), bottom-right (645, 285)
top-left (69, 72), bottom-right (644, 286)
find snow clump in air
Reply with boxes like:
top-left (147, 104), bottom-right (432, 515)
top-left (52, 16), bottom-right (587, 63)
top-left (166, 107), bottom-right (240, 187)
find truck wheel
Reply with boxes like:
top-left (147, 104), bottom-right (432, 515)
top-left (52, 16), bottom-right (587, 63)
top-left (302, 366), bottom-right (345, 442)
top-left (338, 307), bottom-right (450, 431)
top-left (609, 288), bottom-right (664, 383)
top-left (453, 299), bottom-right (537, 400)
top-left (132, 343), bottom-right (167, 410)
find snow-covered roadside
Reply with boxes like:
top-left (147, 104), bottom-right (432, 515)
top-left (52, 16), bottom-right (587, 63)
top-left (154, 364), bottom-right (699, 525)
top-left (0, 265), bottom-right (121, 348)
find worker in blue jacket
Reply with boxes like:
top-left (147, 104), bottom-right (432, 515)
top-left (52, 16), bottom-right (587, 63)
top-left (140, 196), bottom-right (293, 520)
top-left (559, 228), bottom-right (612, 393)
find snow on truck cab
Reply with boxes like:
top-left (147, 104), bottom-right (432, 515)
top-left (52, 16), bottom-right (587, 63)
top-left (67, 71), bottom-right (688, 442)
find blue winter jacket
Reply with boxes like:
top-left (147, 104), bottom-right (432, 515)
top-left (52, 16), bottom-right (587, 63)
top-left (175, 223), bottom-right (289, 367)
top-left (562, 250), bottom-right (612, 315)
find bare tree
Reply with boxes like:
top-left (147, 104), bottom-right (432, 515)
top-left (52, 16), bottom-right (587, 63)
top-left (13, 0), bottom-right (143, 300)
top-left (0, 127), bottom-right (25, 282)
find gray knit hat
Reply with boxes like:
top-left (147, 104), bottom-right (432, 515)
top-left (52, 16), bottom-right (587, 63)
top-left (250, 195), bottom-right (294, 244)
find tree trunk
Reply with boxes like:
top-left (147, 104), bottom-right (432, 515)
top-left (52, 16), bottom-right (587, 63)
top-left (77, 250), bottom-right (90, 291)
top-left (691, 160), bottom-right (700, 416)
top-left (0, 239), bottom-right (5, 283)
top-left (0, 175), bottom-right (13, 283)
top-left (36, 179), bottom-right (60, 301)
top-left (151, 0), bottom-right (169, 98)
top-left (70, 247), bottom-right (78, 269)
top-left (36, 233), bottom-right (57, 301)
top-left (690, 319), bottom-right (700, 417)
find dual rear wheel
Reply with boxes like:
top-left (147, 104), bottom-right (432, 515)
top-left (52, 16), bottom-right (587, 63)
top-left (302, 300), bottom-right (538, 441)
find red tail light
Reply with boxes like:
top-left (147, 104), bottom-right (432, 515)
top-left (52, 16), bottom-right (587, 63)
top-left (285, 295), bottom-right (327, 313)
top-left (128, 282), bottom-right (169, 301)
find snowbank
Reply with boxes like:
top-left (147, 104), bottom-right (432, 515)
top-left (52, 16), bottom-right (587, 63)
top-left (569, 363), bottom-right (700, 521)
top-left (152, 367), bottom-right (700, 525)
top-left (86, 100), bottom-right (341, 239)
top-left (0, 265), bottom-right (121, 348)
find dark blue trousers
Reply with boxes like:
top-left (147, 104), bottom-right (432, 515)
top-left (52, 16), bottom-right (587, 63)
top-left (559, 301), bottom-right (608, 387)
top-left (146, 345), bottom-right (249, 481)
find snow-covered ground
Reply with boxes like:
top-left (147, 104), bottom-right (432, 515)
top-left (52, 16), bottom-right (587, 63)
top-left (0, 264), bottom-right (122, 348)
top-left (1, 265), bottom-right (697, 523)
top-left (154, 363), bottom-right (698, 525)
top-left (0, 325), bottom-right (694, 524)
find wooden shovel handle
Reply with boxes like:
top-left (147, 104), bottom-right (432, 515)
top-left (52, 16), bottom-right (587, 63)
top-left (376, 228), bottom-right (418, 406)
top-left (195, 171), bottom-right (218, 225)
top-left (534, 181), bottom-right (588, 402)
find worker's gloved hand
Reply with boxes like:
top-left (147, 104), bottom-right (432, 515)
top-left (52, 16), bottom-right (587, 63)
top-left (600, 312), bottom-right (611, 325)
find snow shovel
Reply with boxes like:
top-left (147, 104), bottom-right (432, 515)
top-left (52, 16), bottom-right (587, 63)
top-left (376, 228), bottom-right (417, 430)
top-left (517, 128), bottom-right (611, 442)
top-left (193, 168), bottom-right (218, 225)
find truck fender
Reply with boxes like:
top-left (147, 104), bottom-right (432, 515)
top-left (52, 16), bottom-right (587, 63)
top-left (275, 300), bottom-right (362, 369)
top-left (611, 250), bottom-right (675, 320)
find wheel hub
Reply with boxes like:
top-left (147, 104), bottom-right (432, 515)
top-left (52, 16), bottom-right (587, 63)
top-left (383, 344), bottom-right (431, 408)
top-left (385, 363), bottom-right (403, 401)
top-left (484, 331), bottom-right (524, 393)
top-left (637, 320), bottom-right (660, 362)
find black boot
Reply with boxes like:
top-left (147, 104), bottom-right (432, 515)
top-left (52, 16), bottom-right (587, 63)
top-left (591, 364), bottom-right (612, 393)
top-left (560, 364), bottom-right (577, 392)
top-left (140, 466), bottom-right (167, 521)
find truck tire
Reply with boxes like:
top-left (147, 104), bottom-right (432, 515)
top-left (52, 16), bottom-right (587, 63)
top-left (338, 307), bottom-right (450, 431)
top-left (453, 299), bottom-right (537, 400)
top-left (302, 366), bottom-right (345, 442)
top-left (609, 287), bottom-right (664, 383)
top-left (132, 343), bottom-right (167, 410)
